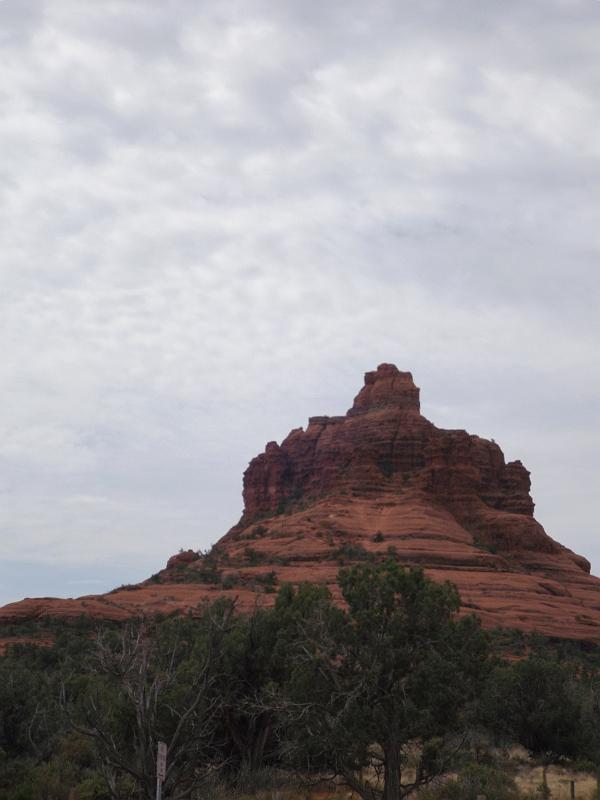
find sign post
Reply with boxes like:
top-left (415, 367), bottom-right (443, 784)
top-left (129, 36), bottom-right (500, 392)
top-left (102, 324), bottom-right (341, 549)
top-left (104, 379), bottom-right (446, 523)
top-left (156, 741), bottom-right (167, 800)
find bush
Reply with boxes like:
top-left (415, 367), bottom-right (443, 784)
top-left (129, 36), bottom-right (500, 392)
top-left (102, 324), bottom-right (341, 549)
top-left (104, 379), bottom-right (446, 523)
top-left (243, 546), bottom-right (267, 564)
top-left (250, 525), bottom-right (268, 538)
top-left (425, 764), bottom-right (518, 800)
top-left (332, 542), bottom-right (370, 562)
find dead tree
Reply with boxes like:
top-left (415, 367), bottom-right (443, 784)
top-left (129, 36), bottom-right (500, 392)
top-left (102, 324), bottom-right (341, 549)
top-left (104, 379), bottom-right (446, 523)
top-left (64, 605), bottom-right (234, 800)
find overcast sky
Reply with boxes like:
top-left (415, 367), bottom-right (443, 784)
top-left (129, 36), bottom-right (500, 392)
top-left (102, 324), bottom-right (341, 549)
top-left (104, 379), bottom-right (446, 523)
top-left (1, 0), bottom-right (599, 607)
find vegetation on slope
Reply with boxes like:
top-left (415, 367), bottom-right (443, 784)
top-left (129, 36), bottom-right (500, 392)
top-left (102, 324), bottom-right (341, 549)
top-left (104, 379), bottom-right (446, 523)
top-left (1, 564), bottom-right (600, 800)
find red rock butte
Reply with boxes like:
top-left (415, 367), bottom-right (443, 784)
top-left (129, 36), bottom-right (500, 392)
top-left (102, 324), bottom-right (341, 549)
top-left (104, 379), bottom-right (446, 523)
top-left (2, 363), bottom-right (600, 643)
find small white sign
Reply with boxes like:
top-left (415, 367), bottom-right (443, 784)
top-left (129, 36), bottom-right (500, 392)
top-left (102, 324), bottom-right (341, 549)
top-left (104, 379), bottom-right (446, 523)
top-left (157, 741), bottom-right (167, 782)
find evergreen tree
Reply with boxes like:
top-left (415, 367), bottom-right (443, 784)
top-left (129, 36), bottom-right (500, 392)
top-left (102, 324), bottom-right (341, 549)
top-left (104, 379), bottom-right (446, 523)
top-left (282, 562), bottom-right (490, 800)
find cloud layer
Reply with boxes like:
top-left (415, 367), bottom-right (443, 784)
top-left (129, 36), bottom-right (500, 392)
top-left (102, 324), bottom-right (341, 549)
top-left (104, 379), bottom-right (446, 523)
top-left (1, 0), bottom-right (599, 605)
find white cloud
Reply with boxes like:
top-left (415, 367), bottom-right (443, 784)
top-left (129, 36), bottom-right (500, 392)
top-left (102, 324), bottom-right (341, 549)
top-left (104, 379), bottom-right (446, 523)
top-left (0, 0), bottom-right (599, 603)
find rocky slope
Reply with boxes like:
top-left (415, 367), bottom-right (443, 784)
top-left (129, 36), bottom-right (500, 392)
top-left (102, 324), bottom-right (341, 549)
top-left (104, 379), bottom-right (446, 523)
top-left (2, 364), bottom-right (599, 642)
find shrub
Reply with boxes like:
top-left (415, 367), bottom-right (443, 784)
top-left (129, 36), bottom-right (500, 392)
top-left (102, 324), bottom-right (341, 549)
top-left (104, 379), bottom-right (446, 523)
top-left (243, 546), bottom-right (267, 565)
top-left (429, 765), bottom-right (518, 800)
top-left (332, 542), bottom-right (370, 563)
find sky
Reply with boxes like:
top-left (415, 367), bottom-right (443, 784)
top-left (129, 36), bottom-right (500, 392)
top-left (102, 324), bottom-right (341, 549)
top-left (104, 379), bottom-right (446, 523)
top-left (0, 0), bottom-right (599, 607)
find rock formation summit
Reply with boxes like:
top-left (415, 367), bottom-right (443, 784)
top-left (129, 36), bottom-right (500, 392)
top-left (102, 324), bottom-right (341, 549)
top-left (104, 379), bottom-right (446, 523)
top-left (2, 364), bottom-right (600, 643)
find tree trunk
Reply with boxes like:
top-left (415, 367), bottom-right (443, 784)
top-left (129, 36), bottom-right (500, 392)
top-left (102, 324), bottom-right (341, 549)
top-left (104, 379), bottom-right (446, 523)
top-left (225, 709), bottom-right (271, 772)
top-left (383, 744), bottom-right (402, 800)
top-left (542, 763), bottom-right (550, 798)
top-left (250, 717), bottom-right (272, 771)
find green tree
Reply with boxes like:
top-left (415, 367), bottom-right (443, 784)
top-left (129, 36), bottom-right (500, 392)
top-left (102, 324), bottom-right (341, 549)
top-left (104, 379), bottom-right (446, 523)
top-left (283, 562), bottom-right (490, 800)
top-left (567, 667), bottom-right (600, 797)
top-left (216, 582), bottom-right (335, 775)
top-left (483, 655), bottom-right (582, 791)
top-left (0, 625), bottom-right (106, 800)
top-left (215, 607), bottom-right (281, 773)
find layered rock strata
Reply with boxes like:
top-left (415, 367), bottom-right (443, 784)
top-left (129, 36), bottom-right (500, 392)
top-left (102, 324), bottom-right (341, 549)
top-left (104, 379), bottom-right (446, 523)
top-left (2, 364), bottom-right (599, 642)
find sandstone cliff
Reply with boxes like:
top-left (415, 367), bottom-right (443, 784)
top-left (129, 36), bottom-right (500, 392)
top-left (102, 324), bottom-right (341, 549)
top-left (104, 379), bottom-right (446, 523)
top-left (2, 364), bottom-right (599, 642)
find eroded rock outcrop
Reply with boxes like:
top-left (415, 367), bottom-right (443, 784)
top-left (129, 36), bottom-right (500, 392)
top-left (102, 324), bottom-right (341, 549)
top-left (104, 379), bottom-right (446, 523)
top-left (1, 364), bottom-right (598, 642)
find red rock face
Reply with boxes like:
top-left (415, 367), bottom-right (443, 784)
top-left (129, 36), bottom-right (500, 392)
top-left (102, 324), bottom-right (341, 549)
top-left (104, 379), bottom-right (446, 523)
top-left (1, 364), bottom-right (599, 643)
top-left (233, 365), bottom-right (559, 562)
